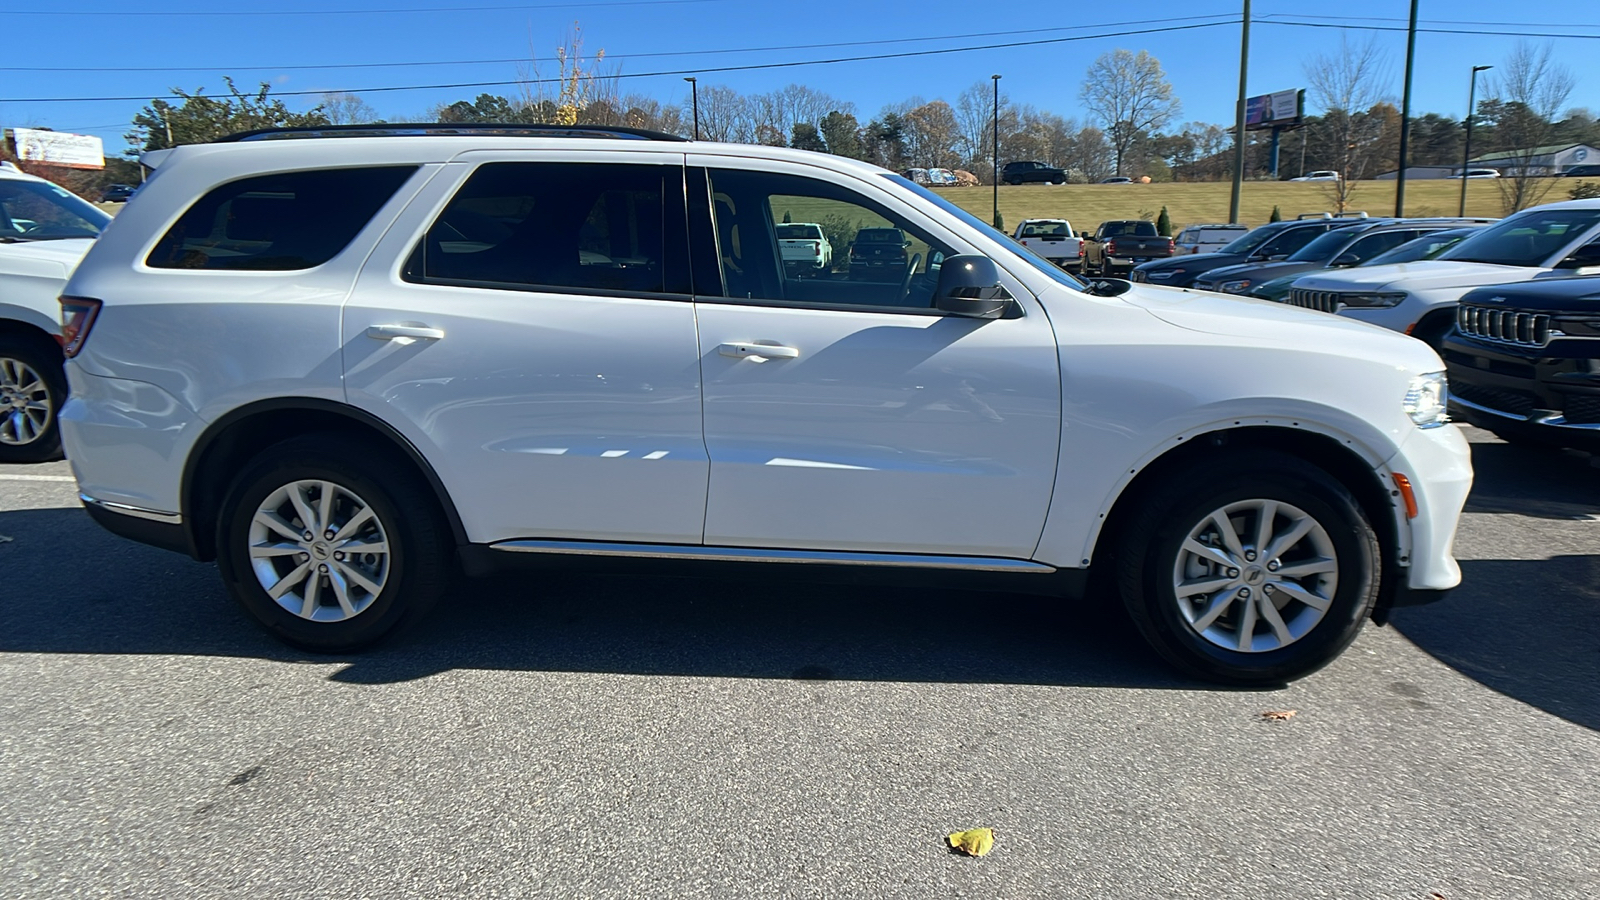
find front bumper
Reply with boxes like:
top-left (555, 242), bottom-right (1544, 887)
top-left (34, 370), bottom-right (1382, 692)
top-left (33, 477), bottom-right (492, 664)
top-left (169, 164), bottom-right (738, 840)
top-left (1384, 423), bottom-right (1474, 591)
top-left (1441, 335), bottom-right (1600, 451)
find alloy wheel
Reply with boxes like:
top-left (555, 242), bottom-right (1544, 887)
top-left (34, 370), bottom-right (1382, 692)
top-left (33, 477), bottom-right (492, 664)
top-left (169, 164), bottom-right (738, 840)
top-left (247, 479), bottom-right (391, 622)
top-left (1170, 499), bottom-right (1339, 653)
top-left (0, 356), bottom-right (53, 447)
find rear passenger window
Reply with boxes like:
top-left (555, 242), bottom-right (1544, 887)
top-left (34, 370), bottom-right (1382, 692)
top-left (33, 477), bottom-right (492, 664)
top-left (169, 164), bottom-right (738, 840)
top-left (404, 162), bottom-right (686, 296)
top-left (147, 167), bottom-right (415, 271)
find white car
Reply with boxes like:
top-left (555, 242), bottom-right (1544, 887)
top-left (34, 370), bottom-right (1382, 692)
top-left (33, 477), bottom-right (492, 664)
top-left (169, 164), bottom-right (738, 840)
top-left (0, 161), bottom-right (111, 462)
top-left (1290, 171), bottom-right (1342, 182)
top-left (776, 222), bottom-right (832, 272)
top-left (59, 125), bottom-right (1472, 685)
top-left (1286, 200), bottom-right (1600, 347)
top-left (1460, 168), bottom-right (1501, 179)
top-left (1173, 223), bottom-right (1250, 256)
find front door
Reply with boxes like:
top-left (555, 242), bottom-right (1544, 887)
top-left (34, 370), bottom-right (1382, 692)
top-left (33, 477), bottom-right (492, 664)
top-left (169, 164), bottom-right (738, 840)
top-left (342, 154), bottom-right (709, 545)
top-left (691, 160), bottom-right (1061, 559)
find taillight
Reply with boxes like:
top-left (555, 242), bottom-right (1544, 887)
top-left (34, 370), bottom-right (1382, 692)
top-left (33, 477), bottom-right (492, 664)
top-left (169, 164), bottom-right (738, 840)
top-left (1168, 238), bottom-right (1176, 252)
top-left (1107, 240), bottom-right (1119, 256)
top-left (1078, 245), bottom-right (1085, 257)
top-left (59, 296), bottom-right (102, 358)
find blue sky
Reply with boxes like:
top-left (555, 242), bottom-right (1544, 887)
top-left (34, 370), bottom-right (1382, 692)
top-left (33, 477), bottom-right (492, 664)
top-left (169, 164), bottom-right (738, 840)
top-left (3, 0), bottom-right (1596, 156)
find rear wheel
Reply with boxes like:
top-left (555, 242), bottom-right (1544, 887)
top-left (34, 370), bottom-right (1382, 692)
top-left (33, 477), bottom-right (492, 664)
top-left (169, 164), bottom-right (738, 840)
top-left (215, 435), bottom-right (451, 652)
top-left (1116, 451), bottom-right (1380, 685)
top-left (0, 334), bottom-right (65, 464)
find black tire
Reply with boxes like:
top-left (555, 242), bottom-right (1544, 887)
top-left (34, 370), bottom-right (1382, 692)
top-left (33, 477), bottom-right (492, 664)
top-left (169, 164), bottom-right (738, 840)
top-left (1115, 450), bottom-right (1381, 685)
top-left (0, 332), bottom-right (66, 464)
top-left (1409, 311), bottom-right (1455, 352)
top-left (214, 434), bottom-right (452, 652)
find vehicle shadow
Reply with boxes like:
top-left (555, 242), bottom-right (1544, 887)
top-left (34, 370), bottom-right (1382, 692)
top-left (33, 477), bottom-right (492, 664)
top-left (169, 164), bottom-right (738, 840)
top-left (1461, 436), bottom-right (1600, 520)
top-left (1390, 554), bottom-right (1600, 732)
top-left (0, 506), bottom-right (1209, 691)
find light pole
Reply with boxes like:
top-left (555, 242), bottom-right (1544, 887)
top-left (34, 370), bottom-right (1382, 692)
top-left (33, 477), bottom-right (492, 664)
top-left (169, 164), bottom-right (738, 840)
top-left (1459, 65), bottom-right (1492, 217)
top-left (684, 76), bottom-right (699, 140)
top-left (992, 73), bottom-right (1001, 229)
top-left (1228, 0), bottom-right (1251, 225)
top-left (1394, 0), bottom-right (1419, 216)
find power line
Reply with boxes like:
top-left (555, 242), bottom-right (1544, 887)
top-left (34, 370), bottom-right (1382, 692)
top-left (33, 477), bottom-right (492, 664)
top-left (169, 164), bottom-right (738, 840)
top-left (1262, 18), bottom-right (1600, 41)
top-left (6, 0), bottom-right (728, 17)
top-left (0, 20), bottom-right (1236, 104)
top-left (0, 15), bottom-right (1240, 74)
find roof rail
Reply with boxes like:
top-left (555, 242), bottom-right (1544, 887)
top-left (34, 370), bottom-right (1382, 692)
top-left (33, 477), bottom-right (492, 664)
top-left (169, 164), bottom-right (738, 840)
top-left (1295, 212), bottom-right (1333, 219)
top-left (212, 122), bottom-right (691, 143)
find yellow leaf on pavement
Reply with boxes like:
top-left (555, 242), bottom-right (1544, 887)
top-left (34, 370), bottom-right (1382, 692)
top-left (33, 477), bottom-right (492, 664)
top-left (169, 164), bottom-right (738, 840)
top-left (947, 827), bottom-right (995, 857)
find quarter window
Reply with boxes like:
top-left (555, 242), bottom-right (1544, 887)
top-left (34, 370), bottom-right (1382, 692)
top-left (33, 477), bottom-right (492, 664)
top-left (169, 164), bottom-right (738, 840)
top-left (147, 167), bottom-right (415, 270)
top-left (405, 162), bottom-right (685, 296)
top-left (705, 168), bottom-right (954, 310)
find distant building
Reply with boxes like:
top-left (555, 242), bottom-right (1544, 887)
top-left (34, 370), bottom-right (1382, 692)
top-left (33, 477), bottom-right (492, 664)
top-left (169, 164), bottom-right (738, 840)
top-left (1375, 166), bottom-right (1458, 181)
top-left (1468, 144), bottom-right (1600, 176)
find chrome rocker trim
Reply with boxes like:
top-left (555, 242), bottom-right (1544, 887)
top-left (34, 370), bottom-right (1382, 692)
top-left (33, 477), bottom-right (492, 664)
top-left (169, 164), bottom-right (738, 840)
top-left (490, 539), bottom-right (1058, 572)
top-left (79, 493), bottom-right (184, 524)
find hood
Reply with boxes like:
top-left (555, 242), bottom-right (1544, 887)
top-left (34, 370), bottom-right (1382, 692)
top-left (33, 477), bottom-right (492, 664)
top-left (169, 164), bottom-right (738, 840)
top-left (1289, 260), bottom-right (1532, 293)
top-left (1138, 251), bottom-right (1236, 271)
top-left (1460, 276), bottom-right (1600, 311)
top-left (1198, 260), bottom-right (1320, 285)
top-left (1117, 283), bottom-right (1440, 370)
top-left (0, 237), bottom-right (96, 271)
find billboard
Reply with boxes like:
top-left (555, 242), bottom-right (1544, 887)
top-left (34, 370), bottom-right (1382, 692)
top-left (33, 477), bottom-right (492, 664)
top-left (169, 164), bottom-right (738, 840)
top-left (9, 128), bottom-right (105, 169)
top-left (1245, 89), bottom-right (1304, 131)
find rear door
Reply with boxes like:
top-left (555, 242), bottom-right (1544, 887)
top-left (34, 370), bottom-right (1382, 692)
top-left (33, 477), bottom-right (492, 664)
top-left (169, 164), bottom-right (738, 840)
top-left (689, 158), bottom-right (1061, 558)
top-left (341, 150), bottom-right (709, 545)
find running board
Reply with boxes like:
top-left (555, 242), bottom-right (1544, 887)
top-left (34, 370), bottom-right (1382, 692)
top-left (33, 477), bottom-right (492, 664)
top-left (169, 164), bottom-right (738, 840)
top-left (489, 539), bottom-right (1057, 573)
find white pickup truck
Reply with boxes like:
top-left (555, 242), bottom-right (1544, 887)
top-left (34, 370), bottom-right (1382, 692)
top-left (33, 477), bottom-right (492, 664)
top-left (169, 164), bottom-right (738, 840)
top-left (776, 222), bottom-right (832, 273)
top-left (1012, 218), bottom-right (1083, 270)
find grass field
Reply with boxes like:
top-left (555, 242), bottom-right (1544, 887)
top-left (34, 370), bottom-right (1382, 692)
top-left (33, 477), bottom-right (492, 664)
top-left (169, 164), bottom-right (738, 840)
top-left (934, 178), bottom-right (1599, 232)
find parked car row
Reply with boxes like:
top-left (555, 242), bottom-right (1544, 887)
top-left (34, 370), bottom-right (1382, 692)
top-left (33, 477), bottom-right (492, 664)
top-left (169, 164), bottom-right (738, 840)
top-left (25, 124), bottom-right (1472, 686)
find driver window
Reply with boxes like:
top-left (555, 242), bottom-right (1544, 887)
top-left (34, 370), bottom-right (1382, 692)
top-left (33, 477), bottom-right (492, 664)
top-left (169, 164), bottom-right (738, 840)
top-left (1256, 226), bottom-right (1322, 259)
top-left (706, 168), bottom-right (952, 310)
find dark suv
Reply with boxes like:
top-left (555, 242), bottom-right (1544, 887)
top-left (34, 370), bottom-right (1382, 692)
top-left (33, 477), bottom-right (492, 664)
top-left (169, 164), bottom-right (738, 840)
top-left (1442, 276), bottom-right (1600, 452)
top-left (1192, 218), bottom-right (1494, 297)
top-left (1131, 216), bottom-right (1372, 289)
top-left (1001, 161), bottom-right (1066, 185)
top-left (847, 227), bottom-right (910, 281)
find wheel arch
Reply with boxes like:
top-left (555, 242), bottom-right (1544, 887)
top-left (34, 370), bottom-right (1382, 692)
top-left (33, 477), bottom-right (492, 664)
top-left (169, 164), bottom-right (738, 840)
top-left (1087, 424), bottom-right (1405, 609)
top-left (0, 315), bottom-right (64, 355)
top-left (181, 398), bottom-right (469, 562)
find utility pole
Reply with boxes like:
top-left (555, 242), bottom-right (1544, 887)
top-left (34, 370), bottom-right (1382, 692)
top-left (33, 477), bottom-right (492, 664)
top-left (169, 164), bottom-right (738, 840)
top-left (992, 74), bottom-right (1002, 229)
top-left (684, 76), bottom-right (699, 140)
top-left (1394, 0), bottom-right (1420, 216)
top-left (1228, 0), bottom-right (1251, 224)
top-left (1460, 65), bottom-right (1492, 217)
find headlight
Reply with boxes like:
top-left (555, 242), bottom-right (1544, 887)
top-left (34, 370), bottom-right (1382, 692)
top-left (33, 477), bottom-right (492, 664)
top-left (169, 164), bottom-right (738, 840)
top-left (1148, 270), bottom-right (1180, 280)
top-left (1339, 291), bottom-right (1407, 308)
top-left (1404, 372), bottom-right (1449, 428)
top-left (1218, 279), bottom-right (1252, 294)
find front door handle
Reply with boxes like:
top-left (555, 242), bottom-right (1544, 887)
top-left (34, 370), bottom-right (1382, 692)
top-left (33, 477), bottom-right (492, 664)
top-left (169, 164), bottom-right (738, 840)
top-left (367, 324), bottom-right (445, 341)
top-left (719, 342), bottom-right (799, 361)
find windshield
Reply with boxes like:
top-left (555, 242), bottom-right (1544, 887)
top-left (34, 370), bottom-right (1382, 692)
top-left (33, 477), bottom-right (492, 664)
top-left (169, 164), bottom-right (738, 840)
top-left (1441, 208), bottom-right (1600, 266)
top-left (1365, 229), bottom-right (1473, 266)
top-left (885, 174), bottom-right (1084, 289)
top-left (1217, 224), bottom-right (1280, 255)
top-left (0, 179), bottom-right (111, 241)
top-left (1286, 228), bottom-right (1361, 262)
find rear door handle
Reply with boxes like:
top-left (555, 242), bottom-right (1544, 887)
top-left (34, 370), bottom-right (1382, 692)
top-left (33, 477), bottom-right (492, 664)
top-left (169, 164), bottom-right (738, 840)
top-left (718, 342), bottom-right (799, 361)
top-left (367, 324), bottom-right (445, 341)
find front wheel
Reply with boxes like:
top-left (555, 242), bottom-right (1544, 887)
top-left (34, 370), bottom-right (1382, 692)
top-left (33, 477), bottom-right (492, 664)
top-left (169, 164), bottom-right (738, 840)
top-left (1116, 450), bottom-right (1380, 685)
top-left (215, 435), bottom-right (452, 652)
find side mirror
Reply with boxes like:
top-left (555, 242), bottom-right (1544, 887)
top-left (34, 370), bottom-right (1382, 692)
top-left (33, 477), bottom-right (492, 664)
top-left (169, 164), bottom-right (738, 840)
top-left (1330, 253), bottom-right (1358, 267)
top-left (934, 255), bottom-right (1013, 319)
top-left (1555, 244), bottom-right (1600, 269)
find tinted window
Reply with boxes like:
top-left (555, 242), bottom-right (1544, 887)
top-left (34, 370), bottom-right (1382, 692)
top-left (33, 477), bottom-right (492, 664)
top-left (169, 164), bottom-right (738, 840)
top-left (707, 168), bottom-right (955, 310)
top-left (1442, 208), bottom-right (1600, 267)
top-left (406, 163), bottom-right (682, 295)
top-left (1100, 221), bottom-right (1156, 237)
top-left (1365, 231), bottom-right (1471, 265)
top-left (147, 167), bottom-right (413, 270)
top-left (0, 179), bottom-right (110, 241)
top-left (1335, 230), bottom-right (1417, 265)
top-left (1256, 225), bottom-right (1328, 259)
top-left (1219, 224), bottom-right (1285, 255)
top-left (1287, 228), bottom-right (1360, 262)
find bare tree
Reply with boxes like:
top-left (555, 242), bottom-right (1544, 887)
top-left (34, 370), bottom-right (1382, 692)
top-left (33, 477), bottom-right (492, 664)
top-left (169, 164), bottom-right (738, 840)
top-left (1079, 49), bottom-right (1180, 176)
top-left (515, 24), bottom-right (619, 125)
top-left (319, 92), bottom-right (380, 125)
top-left (1303, 36), bottom-right (1392, 211)
top-left (694, 85), bottom-right (753, 143)
top-left (902, 99), bottom-right (961, 167)
top-left (1486, 41), bottom-right (1577, 213)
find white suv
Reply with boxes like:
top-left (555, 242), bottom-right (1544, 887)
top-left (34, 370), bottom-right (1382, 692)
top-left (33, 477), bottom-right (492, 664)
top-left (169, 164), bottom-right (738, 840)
top-left (1287, 200), bottom-right (1600, 347)
top-left (59, 124), bottom-right (1473, 684)
top-left (0, 161), bottom-right (111, 461)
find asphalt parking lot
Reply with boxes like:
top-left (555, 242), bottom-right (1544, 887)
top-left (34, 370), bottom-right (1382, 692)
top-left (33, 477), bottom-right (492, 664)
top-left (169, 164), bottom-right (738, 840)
top-left (1, 426), bottom-right (1596, 899)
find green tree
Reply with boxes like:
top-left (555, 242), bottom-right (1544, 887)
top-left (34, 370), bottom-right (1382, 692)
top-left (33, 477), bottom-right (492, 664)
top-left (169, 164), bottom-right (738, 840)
top-left (790, 122), bottom-right (828, 153)
top-left (128, 77), bottom-right (330, 152)
top-left (1156, 206), bottom-right (1172, 235)
top-left (819, 110), bottom-right (863, 160)
top-left (1270, 205), bottom-right (1283, 222)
